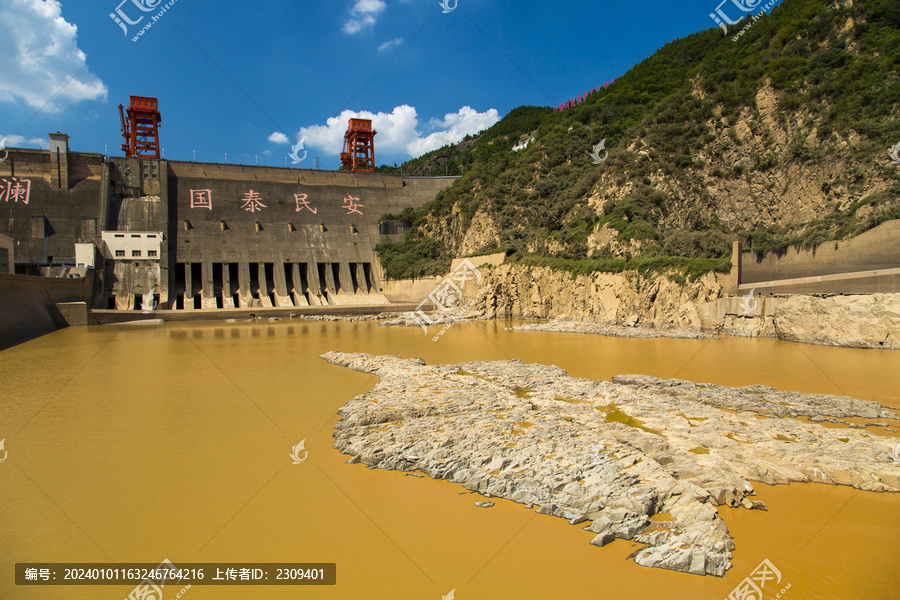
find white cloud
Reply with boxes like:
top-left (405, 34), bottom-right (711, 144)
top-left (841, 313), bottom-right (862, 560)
top-left (0, 0), bottom-right (107, 112)
top-left (0, 134), bottom-right (49, 149)
top-left (268, 132), bottom-right (290, 144)
top-left (342, 0), bottom-right (386, 34)
top-left (378, 37), bottom-right (404, 52)
top-left (408, 106), bottom-right (501, 156)
top-left (297, 105), bottom-right (500, 159)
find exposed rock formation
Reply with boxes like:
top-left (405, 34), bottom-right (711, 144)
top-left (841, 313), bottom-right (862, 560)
top-left (322, 352), bottom-right (900, 577)
top-left (510, 320), bottom-right (712, 339)
top-left (774, 294), bottom-right (900, 349)
top-left (471, 264), bottom-right (723, 329)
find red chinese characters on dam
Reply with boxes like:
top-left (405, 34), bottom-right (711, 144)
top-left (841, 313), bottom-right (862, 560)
top-left (0, 178), bottom-right (31, 205)
top-left (295, 194), bottom-right (316, 214)
top-left (190, 189), bottom-right (213, 210)
top-left (240, 190), bottom-right (266, 213)
top-left (188, 189), bottom-right (364, 215)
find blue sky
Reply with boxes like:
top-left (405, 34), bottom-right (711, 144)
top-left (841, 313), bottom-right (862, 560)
top-left (1, 0), bottom-right (759, 169)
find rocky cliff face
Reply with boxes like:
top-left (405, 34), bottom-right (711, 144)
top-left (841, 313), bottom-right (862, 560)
top-left (449, 264), bottom-right (900, 349)
top-left (468, 264), bottom-right (725, 329)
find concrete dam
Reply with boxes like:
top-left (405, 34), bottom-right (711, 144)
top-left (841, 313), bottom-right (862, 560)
top-left (0, 134), bottom-right (455, 314)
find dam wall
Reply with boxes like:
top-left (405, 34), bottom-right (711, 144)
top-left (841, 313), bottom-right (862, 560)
top-left (0, 272), bottom-right (93, 346)
top-left (0, 141), bottom-right (457, 316)
top-left (734, 220), bottom-right (900, 294)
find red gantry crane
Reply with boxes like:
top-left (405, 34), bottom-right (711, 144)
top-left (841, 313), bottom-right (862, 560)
top-left (339, 118), bottom-right (376, 173)
top-left (119, 96), bottom-right (162, 159)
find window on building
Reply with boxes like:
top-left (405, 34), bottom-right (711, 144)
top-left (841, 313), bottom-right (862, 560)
top-left (148, 250), bottom-right (158, 257)
top-left (115, 234), bottom-right (125, 238)
top-left (132, 250), bottom-right (141, 257)
top-left (146, 234), bottom-right (156, 238)
top-left (115, 250), bottom-right (125, 257)
top-left (131, 234), bottom-right (141, 238)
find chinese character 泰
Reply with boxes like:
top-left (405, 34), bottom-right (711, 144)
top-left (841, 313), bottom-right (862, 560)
top-left (0, 178), bottom-right (31, 205)
top-left (295, 193), bottom-right (317, 214)
top-left (342, 195), bottom-right (364, 215)
top-left (241, 189), bottom-right (266, 213)
top-left (190, 189), bottom-right (213, 210)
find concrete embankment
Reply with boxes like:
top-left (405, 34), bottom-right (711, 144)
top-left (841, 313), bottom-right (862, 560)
top-left (322, 351), bottom-right (900, 577)
top-left (0, 273), bottom-right (93, 346)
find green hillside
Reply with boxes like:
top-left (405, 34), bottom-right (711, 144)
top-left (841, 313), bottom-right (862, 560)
top-left (376, 0), bottom-right (900, 280)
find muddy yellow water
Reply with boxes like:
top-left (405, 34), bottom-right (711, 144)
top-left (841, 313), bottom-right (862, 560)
top-left (2, 320), bottom-right (899, 600)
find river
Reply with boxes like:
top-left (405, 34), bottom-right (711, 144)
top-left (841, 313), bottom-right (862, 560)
top-left (1, 319), bottom-right (898, 599)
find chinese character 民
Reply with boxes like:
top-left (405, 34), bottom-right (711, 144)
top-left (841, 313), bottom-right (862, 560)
top-left (241, 189), bottom-right (266, 213)
top-left (0, 178), bottom-right (31, 205)
top-left (342, 195), bottom-right (364, 215)
top-left (190, 189), bottom-right (213, 210)
top-left (295, 193), bottom-right (317, 214)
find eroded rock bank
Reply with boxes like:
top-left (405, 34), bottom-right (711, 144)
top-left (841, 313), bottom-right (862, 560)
top-left (510, 321), bottom-right (713, 339)
top-left (322, 351), bottom-right (900, 577)
top-left (404, 263), bottom-right (899, 348)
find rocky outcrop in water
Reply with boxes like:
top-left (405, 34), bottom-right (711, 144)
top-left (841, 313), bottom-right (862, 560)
top-left (322, 351), bottom-right (900, 577)
top-left (510, 320), bottom-right (713, 339)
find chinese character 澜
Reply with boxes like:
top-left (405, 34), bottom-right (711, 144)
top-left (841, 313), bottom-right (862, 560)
top-left (0, 178), bottom-right (31, 205)
top-left (295, 193), bottom-right (317, 214)
top-left (241, 189), bottom-right (266, 213)
top-left (190, 189), bottom-right (213, 210)
top-left (342, 195), bottom-right (364, 215)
